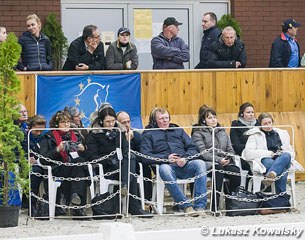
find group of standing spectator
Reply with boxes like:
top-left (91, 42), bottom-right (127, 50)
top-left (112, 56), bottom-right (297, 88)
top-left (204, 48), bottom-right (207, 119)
top-left (2, 12), bottom-right (301, 71)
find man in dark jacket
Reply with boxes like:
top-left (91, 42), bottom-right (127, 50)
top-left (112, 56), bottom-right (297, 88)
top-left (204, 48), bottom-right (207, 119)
top-left (141, 107), bottom-right (207, 216)
top-left (63, 25), bottom-right (106, 71)
top-left (151, 17), bottom-right (189, 69)
top-left (208, 26), bottom-right (247, 68)
top-left (195, 12), bottom-right (221, 69)
top-left (269, 18), bottom-right (301, 68)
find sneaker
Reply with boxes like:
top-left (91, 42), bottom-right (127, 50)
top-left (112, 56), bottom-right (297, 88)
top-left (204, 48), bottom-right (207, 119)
top-left (262, 171), bottom-right (277, 187)
top-left (267, 171), bottom-right (277, 179)
top-left (184, 206), bottom-right (199, 217)
top-left (71, 193), bottom-right (81, 206)
top-left (194, 207), bottom-right (206, 216)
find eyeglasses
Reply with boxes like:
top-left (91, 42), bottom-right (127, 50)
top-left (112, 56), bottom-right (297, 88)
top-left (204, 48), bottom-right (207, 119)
top-left (59, 121), bottom-right (70, 125)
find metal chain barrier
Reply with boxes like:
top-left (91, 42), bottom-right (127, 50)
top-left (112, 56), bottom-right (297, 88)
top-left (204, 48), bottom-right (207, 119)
top-left (30, 149), bottom-right (116, 166)
top-left (30, 190), bottom-right (120, 210)
top-left (130, 169), bottom-right (212, 184)
top-left (217, 190), bottom-right (288, 203)
top-left (30, 169), bottom-right (120, 181)
top-left (129, 190), bottom-right (211, 207)
top-left (131, 148), bottom-right (212, 163)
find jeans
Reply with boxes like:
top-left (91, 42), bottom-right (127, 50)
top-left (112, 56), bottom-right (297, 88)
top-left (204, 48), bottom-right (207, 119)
top-left (159, 159), bottom-right (207, 210)
top-left (261, 152), bottom-right (291, 193)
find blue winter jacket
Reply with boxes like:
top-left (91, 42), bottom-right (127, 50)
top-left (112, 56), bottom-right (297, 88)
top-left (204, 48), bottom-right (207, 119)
top-left (17, 31), bottom-right (53, 71)
top-left (140, 123), bottom-right (200, 165)
top-left (269, 32), bottom-right (301, 68)
top-left (195, 26), bottom-right (221, 69)
top-left (151, 33), bottom-right (189, 69)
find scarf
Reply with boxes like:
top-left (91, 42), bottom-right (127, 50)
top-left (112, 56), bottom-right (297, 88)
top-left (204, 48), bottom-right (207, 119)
top-left (238, 117), bottom-right (257, 127)
top-left (52, 130), bottom-right (77, 162)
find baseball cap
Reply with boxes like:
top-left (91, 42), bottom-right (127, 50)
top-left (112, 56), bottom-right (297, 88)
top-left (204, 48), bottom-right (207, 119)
top-left (118, 27), bottom-right (130, 36)
top-left (163, 17), bottom-right (183, 27)
top-left (282, 18), bottom-right (301, 29)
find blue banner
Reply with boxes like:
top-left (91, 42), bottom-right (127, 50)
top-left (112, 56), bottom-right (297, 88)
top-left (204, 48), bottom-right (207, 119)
top-left (36, 74), bottom-right (142, 128)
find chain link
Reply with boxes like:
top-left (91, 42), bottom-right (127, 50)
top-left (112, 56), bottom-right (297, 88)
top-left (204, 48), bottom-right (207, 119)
top-left (131, 148), bottom-right (212, 163)
top-left (30, 149), bottom-right (116, 166)
top-left (30, 169), bottom-right (120, 182)
top-left (30, 190), bottom-right (121, 209)
top-left (129, 190), bottom-right (211, 207)
top-left (130, 169), bottom-right (212, 184)
top-left (217, 190), bottom-right (288, 203)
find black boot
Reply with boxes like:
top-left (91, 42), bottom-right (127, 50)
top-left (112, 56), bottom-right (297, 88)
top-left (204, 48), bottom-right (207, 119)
top-left (129, 198), bottom-right (153, 218)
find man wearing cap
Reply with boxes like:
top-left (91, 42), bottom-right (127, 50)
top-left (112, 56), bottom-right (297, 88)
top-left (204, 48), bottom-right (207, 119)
top-left (151, 17), bottom-right (190, 69)
top-left (106, 27), bottom-right (138, 70)
top-left (195, 12), bottom-right (221, 69)
top-left (63, 25), bottom-right (106, 71)
top-left (269, 19), bottom-right (301, 68)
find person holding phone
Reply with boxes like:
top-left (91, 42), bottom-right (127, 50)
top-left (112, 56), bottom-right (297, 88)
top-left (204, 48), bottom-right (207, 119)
top-left (242, 113), bottom-right (294, 193)
top-left (62, 25), bottom-right (106, 71)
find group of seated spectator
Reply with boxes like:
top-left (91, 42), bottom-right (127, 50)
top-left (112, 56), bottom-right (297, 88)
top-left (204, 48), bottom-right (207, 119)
top-left (17, 100), bottom-right (295, 218)
top-left (1, 12), bottom-right (300, 71)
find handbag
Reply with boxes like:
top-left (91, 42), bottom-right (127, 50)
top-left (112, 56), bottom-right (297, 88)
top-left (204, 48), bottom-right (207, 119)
top-left (226, 186), bottom-right (261, 216)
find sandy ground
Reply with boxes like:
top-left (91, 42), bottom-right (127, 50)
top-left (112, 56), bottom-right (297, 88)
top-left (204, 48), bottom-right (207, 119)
top-left (1, 181), bottom-right (305, 239)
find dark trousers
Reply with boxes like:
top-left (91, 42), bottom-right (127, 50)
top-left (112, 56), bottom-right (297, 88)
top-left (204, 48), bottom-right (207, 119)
top-left (210, 164), bottom-right (241, 212)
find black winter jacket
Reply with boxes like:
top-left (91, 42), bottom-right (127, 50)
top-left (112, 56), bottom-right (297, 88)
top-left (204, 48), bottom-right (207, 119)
top-left (195, 26), bottom-right (221, 69)
top-left (62, 36), bottom-right (106, 70)
top-left (86, 129), bottom-right (128, 170)
top-left (208, 36), bottom-right (247, 68)
top-left (17, 31), bottom-right (53, 71)
top-left (269, 33), bottom-right (300, 68)
top-left (230, 120), bottom-right (259, 156)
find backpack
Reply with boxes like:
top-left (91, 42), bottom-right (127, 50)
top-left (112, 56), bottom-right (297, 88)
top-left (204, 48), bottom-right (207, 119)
top-left (91, 192), bottom-right (121, 219)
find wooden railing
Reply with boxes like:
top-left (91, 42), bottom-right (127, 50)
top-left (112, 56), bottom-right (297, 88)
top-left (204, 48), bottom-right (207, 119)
top-left (16, 69), bottom-right (305, 180)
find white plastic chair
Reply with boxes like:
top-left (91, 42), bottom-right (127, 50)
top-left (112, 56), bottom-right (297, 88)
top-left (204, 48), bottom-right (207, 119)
top-left (247, 160), bottom-right (304, 207)
top-left (151, 164), bottom-right (210, 215)
top-left (36, 159), bottom-right (61, 220)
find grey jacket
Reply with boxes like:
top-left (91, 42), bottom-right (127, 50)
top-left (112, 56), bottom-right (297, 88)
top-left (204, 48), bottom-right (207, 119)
top-left (192, 126), bottom-right (234, 168)
top-left (106, 41), bottom-right (138, 70)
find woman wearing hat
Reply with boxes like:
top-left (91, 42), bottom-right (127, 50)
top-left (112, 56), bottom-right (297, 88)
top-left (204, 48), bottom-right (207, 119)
top-left (105, 27), bottom-right (138, 70)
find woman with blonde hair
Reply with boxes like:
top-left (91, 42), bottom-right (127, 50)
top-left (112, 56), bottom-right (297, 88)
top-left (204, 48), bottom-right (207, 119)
top-left (0, 26), bottom-right (7, 43)
top-left (17, 14), bottom-right (53, 71)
